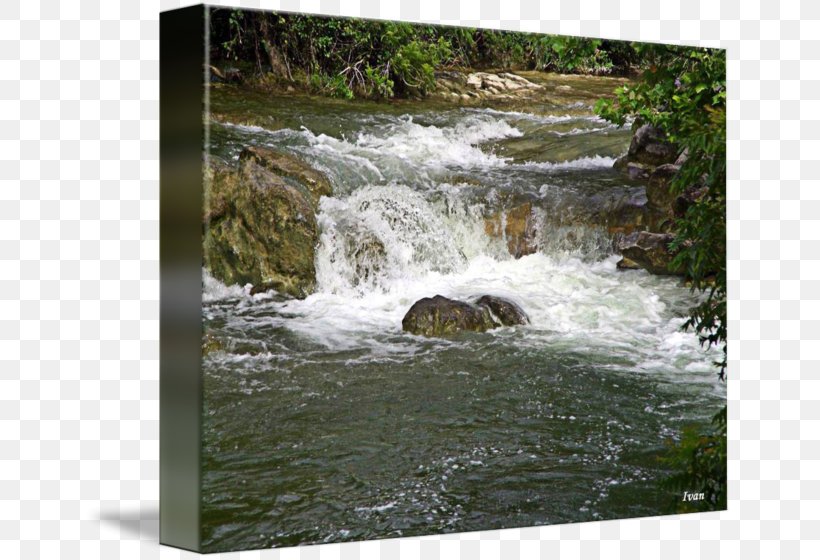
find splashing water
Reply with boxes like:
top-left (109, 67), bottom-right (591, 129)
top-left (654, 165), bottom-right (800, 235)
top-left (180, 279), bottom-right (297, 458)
top-left (201, 91), bottom-right (724, 551)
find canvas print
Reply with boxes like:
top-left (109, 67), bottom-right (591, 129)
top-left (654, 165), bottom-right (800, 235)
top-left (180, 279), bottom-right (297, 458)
top-left (194, 6), bottom-right (726, 552)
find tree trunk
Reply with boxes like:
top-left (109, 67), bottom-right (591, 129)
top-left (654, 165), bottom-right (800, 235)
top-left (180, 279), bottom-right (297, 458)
top-left (257, 15), bottom-right (292, 80)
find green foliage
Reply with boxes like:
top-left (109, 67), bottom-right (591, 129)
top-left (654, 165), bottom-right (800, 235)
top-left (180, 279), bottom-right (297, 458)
top-left (530, 36), bottom-right (613, 74)
top-left (662, 406), bottom-right (727, 513)
top-left (390, 38), bottom-right (451, 94)
top-left (601, 40), bottom-right (642, 72)
top-left (208, 10), bottom-right (643, 99)
top-left (220, 9), bottom-right (244, 61)
top-left (595, 45), bottom-right (727, 510)
top-left (475, 30), bottom-right (530, 68)
top-left (363, 65), bottom-right (394, 98)
top-left (309, 72), bottom-right (354, 99)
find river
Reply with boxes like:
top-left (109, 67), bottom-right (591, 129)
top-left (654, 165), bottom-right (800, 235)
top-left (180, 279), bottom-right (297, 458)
top-left (199, 75), bottom-right (725, 551)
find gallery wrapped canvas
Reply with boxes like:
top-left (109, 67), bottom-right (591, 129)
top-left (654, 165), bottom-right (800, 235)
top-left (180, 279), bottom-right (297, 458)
top-left (160, 4), bottom-right (726, 553)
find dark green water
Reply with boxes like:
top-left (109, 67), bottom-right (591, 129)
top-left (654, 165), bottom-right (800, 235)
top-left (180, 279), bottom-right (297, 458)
top-left (200, 77), bottom-right (725, 552)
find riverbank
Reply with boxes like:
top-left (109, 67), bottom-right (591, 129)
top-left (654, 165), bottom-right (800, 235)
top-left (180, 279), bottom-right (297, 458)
top-left (210, 67), bottom-right (631, 111)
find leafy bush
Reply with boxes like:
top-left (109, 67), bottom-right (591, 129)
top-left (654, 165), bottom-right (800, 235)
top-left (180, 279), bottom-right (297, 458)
top-left (389, 38), bottom-right (451, 94)
top-left (208, 10), bottom-right (642, 99)
top-left (595, 44), bottom-right (727, 510)
top-left (363, 65), bottom-right (394, 98)
top-left (663, 407), bottom-right (727, 512)
top-left (530, 36), bottom-right (613, 74)
top-left (309, 72), bottom-right (354, 99)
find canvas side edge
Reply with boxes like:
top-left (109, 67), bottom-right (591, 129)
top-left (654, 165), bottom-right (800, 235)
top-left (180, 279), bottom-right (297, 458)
top-left (159, 4), bottom-right (206, 552)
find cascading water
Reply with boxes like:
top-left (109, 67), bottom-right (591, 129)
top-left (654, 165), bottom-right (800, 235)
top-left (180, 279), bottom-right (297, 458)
top-left (201, 88), bottom-right (724, 551)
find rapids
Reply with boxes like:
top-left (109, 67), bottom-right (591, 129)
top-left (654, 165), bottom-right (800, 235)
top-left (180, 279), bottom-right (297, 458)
top-left (200, 82), bottom-right (724, 551)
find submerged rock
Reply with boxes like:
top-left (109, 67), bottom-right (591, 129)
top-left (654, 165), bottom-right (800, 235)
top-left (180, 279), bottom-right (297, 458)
top-left (203, 156), bottom-right (324, 298)
top-left (346, 227), bottom-right (387, 288)
top-left (617, 231), bottom-right (684, 276)
top-left (202, 333), bottom-right (223, 355)
top-left (402, 294), bottom-right (528, 337)
top-left (475, 295), bottom-right (529, 326)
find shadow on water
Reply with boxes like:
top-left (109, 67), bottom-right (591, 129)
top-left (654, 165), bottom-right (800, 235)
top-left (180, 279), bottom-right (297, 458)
top-left (98, 505), bottom-right (160, 542)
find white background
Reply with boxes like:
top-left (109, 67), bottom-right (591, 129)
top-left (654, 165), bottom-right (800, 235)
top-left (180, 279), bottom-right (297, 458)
top-left (0, 0), bottom-right (817, 558)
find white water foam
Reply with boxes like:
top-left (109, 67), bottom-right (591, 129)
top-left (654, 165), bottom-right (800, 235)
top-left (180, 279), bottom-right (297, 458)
top-left (217, 114), bottom-right (614, 182)
top-left (519, 155), bottom-right (617, 170)
top-left (239, 252), bottom-right (716, 377)
top-left (302, 113), bottom-right (522, 171)
top-left (203, 269), bottom-right (249, 303)
top-left (314, 184), bottom-right (502, 295)
top-left (552, 125), bottom-right (619, 137)
top-left (467, 107), bottom-right (607, 125)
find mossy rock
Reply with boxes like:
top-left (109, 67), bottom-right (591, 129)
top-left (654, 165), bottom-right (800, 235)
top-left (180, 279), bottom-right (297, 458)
top-left (616, 256), bottom-right (641, 270)
top-left (617, 231), bottom-right (684, 276)
top-left (475, 295), bottom-right (529, 326)
top-left (238, 146), bottom-right (332, 204)
top-left (402, 294), bottom-right (528, 337)
top-left (402, 295), bottom-right (498, 337)
top-left (203, 159), bottom-right (319, 298)
top-left (626, 125), bottom-right (679, 168)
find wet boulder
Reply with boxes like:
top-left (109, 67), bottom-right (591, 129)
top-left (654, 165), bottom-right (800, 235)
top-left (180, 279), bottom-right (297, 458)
top-left (624, 162), bottom-right (653, 181)
top-left (604, 191), bottom-right (650, 236)
top-left (673, 184), bottom-right (708, 220)
top-left (615, 256), bottom-right (642, 270)
top-left (645, 163), bottom-right (712, 230)
top-left (434, 71), bottom-right (470, 95)
top-left (626, 125), bottom-right (679, 167)
top-left (475, 295), bottom-right (529, 326)
top-left (484, 202), bottom-right (539, 258)
top-left (402, 295), bottom-right (498, 337)
top-left (203, 158), bottom-right (320, 298)
top-left (402, 294), bottom-right (529, 337)
top-left (617, 231), bottom-right (684, 276)
top-left (646, 164), bottom-right (681, 210)
top-left (614, 124), bottom-right (679, 177)
top-left (238, 146), bottom-right (332, 204)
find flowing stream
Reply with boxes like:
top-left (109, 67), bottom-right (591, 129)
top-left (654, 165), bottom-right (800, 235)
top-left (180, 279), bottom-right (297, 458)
top-left (201, 78), bottom-right (725, 551)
